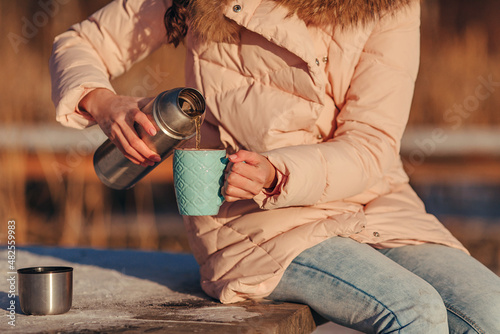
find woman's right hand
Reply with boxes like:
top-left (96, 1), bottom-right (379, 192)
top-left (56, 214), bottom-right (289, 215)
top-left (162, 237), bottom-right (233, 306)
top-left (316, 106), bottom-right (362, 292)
top-left (79, 88), bottom-right (161, 166)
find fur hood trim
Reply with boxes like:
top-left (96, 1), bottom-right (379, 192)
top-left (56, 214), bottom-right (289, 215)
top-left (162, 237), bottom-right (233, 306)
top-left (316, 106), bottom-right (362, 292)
top-left (188, 0), bottom-right (414, 42)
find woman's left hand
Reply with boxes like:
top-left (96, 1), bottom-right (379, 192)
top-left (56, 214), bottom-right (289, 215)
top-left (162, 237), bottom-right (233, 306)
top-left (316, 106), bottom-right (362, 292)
top-left (223, 150), bottom-right (277, 202)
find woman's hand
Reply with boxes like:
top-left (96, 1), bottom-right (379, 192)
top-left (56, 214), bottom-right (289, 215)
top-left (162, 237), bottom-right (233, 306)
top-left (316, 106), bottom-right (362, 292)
top-left (223, 150), bottom-right (277, 202)
top-left (79, 88), bottom-right (161, 166)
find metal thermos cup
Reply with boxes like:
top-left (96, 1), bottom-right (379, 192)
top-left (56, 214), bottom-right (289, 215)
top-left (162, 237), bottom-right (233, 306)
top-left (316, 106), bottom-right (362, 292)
top-left (93, 87), bottom-right (206, 190)
top-left (17, 266), bottom-right (73, 315)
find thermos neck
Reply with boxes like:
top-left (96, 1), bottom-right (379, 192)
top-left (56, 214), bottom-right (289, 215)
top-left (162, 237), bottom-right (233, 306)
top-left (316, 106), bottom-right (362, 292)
top-left (153, 88), bottom-right (205, 140)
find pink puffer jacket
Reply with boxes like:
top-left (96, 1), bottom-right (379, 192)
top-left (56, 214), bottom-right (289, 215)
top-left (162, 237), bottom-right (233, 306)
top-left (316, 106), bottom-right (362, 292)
top-left (50, 0), bottom-right (466, 303)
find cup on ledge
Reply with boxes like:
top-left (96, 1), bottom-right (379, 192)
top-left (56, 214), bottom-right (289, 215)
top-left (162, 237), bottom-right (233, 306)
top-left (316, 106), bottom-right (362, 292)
top-left (17, 266), bottom-right (73, 315)
top-left (173, 148), bottom-right (228, 216)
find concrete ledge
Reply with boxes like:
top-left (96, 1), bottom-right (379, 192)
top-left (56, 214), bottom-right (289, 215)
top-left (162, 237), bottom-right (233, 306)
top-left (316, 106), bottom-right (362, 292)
top-left (0, 247), bottom-right (316, 333)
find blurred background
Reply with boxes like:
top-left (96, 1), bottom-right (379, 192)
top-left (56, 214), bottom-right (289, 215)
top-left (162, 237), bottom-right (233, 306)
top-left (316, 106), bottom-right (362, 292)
top-left (0, 0), bottom-right (499, 274)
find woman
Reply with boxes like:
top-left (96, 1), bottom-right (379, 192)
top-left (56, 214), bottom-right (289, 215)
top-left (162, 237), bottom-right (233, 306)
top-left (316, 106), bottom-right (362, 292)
top-left (50, 0), bottom-right (500, 332)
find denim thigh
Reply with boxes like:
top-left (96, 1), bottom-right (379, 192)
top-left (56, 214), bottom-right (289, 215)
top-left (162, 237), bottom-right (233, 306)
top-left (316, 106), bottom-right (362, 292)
top-left (268, 237), bottom-right (449, 333)
top-left (379, 244), bottom-right (500, 334)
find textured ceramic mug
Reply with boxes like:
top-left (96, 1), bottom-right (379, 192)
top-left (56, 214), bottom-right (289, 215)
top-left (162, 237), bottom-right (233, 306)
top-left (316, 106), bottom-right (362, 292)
top-left (173, 148), bottom-right (227, 216)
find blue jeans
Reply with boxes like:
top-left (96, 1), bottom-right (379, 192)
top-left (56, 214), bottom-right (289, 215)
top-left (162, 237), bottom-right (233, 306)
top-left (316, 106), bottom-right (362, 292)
top-left (267, 237), bottom-right (500, 333)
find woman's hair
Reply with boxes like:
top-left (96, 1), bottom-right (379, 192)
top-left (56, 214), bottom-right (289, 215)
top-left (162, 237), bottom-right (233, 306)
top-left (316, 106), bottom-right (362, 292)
top-left (164, 0), bottom-right (190, 47)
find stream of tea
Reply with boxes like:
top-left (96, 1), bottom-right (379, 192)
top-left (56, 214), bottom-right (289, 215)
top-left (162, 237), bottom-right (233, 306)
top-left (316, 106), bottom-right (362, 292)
top-left (195, 116), bottom-right (201, 150)
top-left (181, 98), bottom-right (202, 150)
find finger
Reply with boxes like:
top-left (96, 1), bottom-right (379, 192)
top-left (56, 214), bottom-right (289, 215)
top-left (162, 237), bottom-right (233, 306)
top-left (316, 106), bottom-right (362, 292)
top-left (130, 110), bottom-right (161, 161)
top-left (112, 122), bottom-right (154, 166)
top-left (228, 150), bottom-right (263, 166)
top-left (223, 183), bottom-right (256, 202)
top-left (224, 195), bottom-right (246, 203)
top-left (230, 161), bottom-right (256, 178)
top-left (230, 161), bottom-right (267, 186)
top-left (111, 129), bottom-right (144, 165)
top-left (134, 110), bottom-right (157, 137)
top-left (226, 170), bottom-right (262, 196)
top-left (119, 120), bottom-right (159, 164)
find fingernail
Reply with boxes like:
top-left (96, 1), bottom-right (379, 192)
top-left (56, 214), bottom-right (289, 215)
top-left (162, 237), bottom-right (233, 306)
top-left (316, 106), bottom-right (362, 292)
top-left (148, 128), bottom-right (157, 136)
top-left (229, 154), bottom-right (237, 161)
top-left (152, 155), bottom-right (161, 162)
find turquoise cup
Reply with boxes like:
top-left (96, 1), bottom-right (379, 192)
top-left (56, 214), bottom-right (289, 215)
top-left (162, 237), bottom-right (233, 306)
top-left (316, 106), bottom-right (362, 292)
top-left (173, 149), bottom-right (228, 216)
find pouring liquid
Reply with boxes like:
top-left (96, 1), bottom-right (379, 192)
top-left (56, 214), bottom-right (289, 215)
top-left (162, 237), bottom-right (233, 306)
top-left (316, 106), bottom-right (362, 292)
top-left (181, 99), bottom-right (202, 150)
top-left (195, 116), bottom-right (201, 150)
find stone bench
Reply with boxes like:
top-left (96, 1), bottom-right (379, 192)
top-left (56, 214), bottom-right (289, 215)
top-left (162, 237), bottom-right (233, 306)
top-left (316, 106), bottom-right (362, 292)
top-left (0, 246), bottom-right (322, 333)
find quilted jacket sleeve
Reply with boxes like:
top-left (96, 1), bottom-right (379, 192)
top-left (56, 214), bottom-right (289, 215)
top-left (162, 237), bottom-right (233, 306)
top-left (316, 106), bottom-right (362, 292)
top-left (49, 0), bottom-right (170, 129)
top-left (258, 1), bottom-right (420, 209)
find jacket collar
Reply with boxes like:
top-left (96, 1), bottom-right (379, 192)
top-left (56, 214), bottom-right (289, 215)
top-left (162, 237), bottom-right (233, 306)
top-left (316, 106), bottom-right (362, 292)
top-left (223, 1), bottom-right (313, 62)
top-left (188, 0), bottom-right (413, 43)
top-left (223, 0), bottom-right (329, 106)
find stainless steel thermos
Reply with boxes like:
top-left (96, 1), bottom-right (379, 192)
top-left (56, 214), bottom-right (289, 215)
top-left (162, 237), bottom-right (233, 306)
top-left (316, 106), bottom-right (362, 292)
top-left (93, 87), bottom-right (206, 190)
